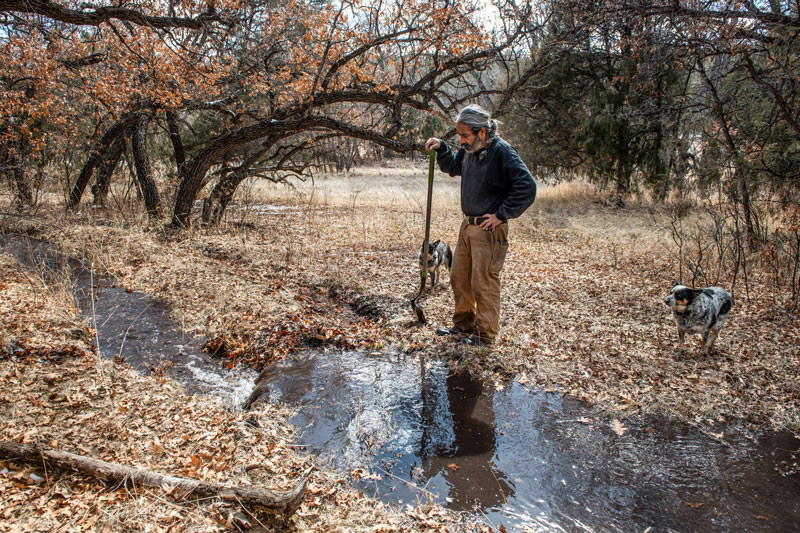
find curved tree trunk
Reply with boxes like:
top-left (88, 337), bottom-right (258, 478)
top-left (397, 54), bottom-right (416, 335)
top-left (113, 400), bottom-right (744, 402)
top-left (202, 168), bottom-right (247, 225)
top-left (91, 133), bottom-right (126, 207)
top-left (172, 123), bottom-right (275, 227)
top-left (201, 137), bottom-right (279, 226)
top-left (131, 114), bottom-right (161, 219)
top-left (172, 146), bottom-right (228, 228)
top-left (69, 115), bottom-right (138, 210)
top-left (171, 116), bottom-right (410, 228)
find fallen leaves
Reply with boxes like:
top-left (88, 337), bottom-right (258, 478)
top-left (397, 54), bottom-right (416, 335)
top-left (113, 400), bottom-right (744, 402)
top-left (0, 350), bottom-right (475, 532)
top-left (610, 419), bottom-right (628, 436)
top-left (1, 168), bottom-right (799, 531)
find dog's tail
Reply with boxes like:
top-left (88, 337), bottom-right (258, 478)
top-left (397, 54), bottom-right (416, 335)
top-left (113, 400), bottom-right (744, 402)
top-left (444, 244), bottom-right (453, 272)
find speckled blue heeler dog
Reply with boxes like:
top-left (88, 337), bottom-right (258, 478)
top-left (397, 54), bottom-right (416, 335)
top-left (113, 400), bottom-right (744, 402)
top-left (664, 282), bottom-right (733, 354)
top-left (418, 240), bottom-right (453, 288)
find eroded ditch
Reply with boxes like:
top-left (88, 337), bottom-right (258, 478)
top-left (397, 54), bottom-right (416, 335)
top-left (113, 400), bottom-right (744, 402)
top-left (2, 233), bottom-right (798, 532)
top-left (0, 234), bottom-right (255, 404)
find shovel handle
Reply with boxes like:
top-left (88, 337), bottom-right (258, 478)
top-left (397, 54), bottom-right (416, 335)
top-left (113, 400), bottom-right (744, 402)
top-left (411, 149), bottom-right (436, 323)
top-left (428, 148), bottom-right (435, 185)
top-left (421, 149), bottom-right (435, 270)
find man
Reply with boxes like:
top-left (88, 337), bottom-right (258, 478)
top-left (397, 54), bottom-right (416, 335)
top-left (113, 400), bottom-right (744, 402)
top-left (425, 104), bottom-right (536, 346)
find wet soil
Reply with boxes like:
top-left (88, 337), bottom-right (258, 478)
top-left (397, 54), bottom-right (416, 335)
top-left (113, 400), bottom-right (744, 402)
top-left (3, 233), bottom-right (798, 532)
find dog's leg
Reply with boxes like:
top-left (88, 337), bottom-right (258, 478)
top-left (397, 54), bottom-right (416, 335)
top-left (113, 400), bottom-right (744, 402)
top-left (702, 327), bottom-right (720, 354)
top-left (431, 269), bottom-right (437, 288)
top-left (677, 328), bottom-right (685, 348)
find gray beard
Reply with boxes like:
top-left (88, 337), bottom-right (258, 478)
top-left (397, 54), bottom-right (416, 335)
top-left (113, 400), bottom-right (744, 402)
top-left (462, 137), bottom-right (484, 153)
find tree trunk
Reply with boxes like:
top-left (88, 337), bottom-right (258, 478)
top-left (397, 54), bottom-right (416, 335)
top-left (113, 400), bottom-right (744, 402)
top-left (131, 114), bottom-right (162, 219)
top-left (6, 142), bottom-right (33, 210)
top-left (734, 164), bottom-right (756, 247)
top-left (0, 440), bottom-right (310, 517)
top-left (91, 133), bottom-right (126, 207)
top-left (172, 122), bottom-right (282, 227)
top-left (172, 146), bottom-right (228, 228)
top-left (166, 110), bottom-right (186, 176)
top-left (202, 168), bottom-right (249, 225)
top-left (171, 115), bottom-right (410, 228)
top-left (202, 136), bottom-right (281, 226)
top-left (696, 59), bottom-right (756, 248)
top-left (614, 143), bottom-right (631, 200)
top-left (69, 115), bottom-right (137, 210)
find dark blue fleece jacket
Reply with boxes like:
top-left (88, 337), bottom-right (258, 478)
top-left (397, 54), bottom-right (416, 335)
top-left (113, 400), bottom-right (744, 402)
top-left (435, 137), bottom-right (536, 222)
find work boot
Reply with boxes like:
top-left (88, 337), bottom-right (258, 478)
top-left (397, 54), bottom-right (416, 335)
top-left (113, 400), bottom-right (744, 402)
top-left (458, 333), bottom-right (493, 346)
top-left (435, 326), bottom-right (469, 337)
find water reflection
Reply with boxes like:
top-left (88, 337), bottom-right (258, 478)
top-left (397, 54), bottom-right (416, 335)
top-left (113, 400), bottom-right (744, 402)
top-left (261, 350), bottom-right (512, 508)
top-left (259, 350), bottom-right (800, 532)
top-left (419, 363), bottom-right (512, 510)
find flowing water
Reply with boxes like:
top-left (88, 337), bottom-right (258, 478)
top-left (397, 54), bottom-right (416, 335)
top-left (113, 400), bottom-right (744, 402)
top-left (3, 233), bottom-right (798, 532)
top-left (0, 234), bottom-right (255, 405)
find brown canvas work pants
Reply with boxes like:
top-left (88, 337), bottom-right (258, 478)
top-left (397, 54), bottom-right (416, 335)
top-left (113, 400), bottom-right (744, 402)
top-left (450, 219), bottom-right (509, 343)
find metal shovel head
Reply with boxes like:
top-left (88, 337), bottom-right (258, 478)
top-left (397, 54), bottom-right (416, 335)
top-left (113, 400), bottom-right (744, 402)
top-left (411, 278), bottom-right (427, 323)
top-left (411, 300), bottom-right (426, 323)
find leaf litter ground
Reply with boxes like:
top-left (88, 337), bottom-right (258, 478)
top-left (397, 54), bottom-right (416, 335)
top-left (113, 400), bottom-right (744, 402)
top-left (1, 164), bottom-right (799, 531)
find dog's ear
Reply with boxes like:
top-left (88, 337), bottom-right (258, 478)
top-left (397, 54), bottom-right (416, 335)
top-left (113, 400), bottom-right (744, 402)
top-left (432, 239), bottom-right (440, 246)
top-left (672, 279), bottom-right (680, 288)
top-left (690, 288), bottom-right (703, 301)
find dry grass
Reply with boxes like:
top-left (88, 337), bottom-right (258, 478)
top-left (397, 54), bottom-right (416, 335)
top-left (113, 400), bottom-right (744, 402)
top-left (1, 163), bottom-right (799, 530)
top-left (0, 253), bottom-right (87, 351)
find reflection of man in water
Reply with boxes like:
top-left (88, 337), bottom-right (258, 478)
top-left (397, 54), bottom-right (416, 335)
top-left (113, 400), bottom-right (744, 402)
top-left (421, 369), bottom-right (513, 510)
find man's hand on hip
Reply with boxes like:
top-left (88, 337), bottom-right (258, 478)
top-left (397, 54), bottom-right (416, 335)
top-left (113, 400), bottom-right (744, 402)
top-left (479, 213), bottom-right (503, 231)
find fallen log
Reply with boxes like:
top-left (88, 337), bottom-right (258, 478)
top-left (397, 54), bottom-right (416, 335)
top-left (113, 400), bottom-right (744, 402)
top-left (0, 440), bottom-right (310, 517)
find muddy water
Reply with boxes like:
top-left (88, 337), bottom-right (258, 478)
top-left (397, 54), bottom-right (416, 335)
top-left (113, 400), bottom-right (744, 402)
top-left (260, 350), bottom-right (800, 532)
top-left (0, 234), bottom-right (255, 405)
top-left (3, 234), bottom-right (799, 531)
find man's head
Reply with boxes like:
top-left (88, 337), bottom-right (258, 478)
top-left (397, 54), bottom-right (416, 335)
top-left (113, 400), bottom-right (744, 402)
top-left (456, 104), bottom-right (498, 153)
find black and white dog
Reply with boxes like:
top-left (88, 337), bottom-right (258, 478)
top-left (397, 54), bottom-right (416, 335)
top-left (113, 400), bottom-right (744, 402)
top-left (664, 282), bottom-right (733, 354)
top-left (418, 240), bottom-right (453, 288)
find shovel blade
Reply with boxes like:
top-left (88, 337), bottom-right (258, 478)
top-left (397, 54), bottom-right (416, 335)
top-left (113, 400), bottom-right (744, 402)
top-left (411, 299), bottom-right (426, 324)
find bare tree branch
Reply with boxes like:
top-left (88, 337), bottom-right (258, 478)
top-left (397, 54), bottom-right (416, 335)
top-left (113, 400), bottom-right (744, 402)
top-left (0, 0), bottom-right (234, 30)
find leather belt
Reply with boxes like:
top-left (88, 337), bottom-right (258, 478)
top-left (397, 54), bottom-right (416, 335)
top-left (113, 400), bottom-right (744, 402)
top-left (465, 216), bottom-right (488, 225)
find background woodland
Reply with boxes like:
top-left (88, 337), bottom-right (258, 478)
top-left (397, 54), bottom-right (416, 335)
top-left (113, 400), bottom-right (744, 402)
top-left (2, 0), bottom-right (800, 304)
top-left (2, 4), bottom-right (799, 529)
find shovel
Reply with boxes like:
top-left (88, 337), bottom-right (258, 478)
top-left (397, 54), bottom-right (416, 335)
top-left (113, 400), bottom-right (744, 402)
top-left (411, 149), bottom-right (436, 323)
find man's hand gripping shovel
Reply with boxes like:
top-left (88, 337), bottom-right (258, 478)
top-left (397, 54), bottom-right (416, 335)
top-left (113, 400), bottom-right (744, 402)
top-left (411, 149), bottom-right (436, 324)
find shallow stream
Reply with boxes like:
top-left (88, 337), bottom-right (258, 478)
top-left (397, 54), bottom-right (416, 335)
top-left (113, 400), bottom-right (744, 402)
top-left (2, 233), bottom-right (798, 532)
top-left (0, 234), bottom-right (255, 404)
top-left (261, 350), bottom-right (799, 532)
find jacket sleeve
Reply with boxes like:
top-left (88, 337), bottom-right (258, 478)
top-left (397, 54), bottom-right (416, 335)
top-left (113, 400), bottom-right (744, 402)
top-left (495, 144), bottom-right (536, 222)
top-left (435, 143), bottom-right (464, 177)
